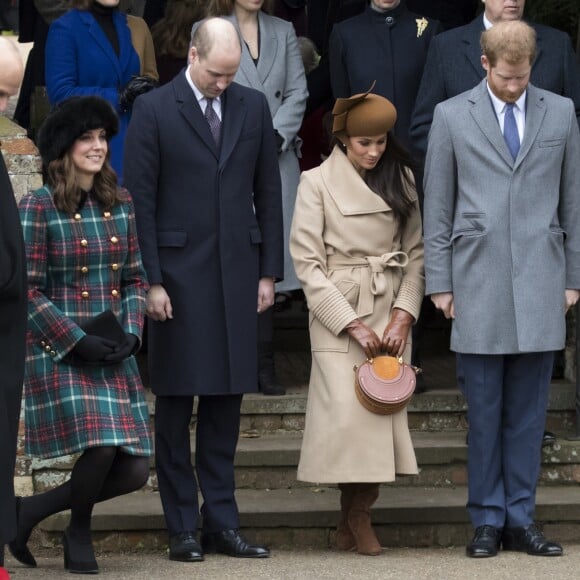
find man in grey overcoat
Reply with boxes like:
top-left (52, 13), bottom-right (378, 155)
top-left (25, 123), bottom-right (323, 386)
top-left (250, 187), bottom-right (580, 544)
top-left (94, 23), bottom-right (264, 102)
top-left (424, 20), bottom-right (580, 559)
top-left (124, 18), bottom-right (283, 562)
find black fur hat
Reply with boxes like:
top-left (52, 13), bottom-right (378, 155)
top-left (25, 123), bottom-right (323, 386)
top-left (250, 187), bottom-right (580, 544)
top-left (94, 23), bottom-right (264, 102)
top-left (37, 96), bottom-right (119, 165)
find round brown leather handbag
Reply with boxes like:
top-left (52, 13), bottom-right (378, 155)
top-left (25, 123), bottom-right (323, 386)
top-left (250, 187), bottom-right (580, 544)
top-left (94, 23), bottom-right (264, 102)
top-left (354, 355), bottom-right (420, 415)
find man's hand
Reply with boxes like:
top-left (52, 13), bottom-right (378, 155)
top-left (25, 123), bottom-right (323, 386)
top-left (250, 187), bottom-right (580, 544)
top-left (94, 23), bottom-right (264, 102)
top-left (565, 289), bottom-right (580, 312)
top-left (257, 277), bottom-right (275, 313)
top-left (146, 284), bottom-right (173, 321)
top-left (431, 292), bottom-right (455, 319)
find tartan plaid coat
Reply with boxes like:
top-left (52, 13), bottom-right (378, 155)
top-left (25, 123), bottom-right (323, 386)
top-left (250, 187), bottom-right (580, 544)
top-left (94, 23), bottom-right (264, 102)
top-left (18, 185), bottom-right (152, 459)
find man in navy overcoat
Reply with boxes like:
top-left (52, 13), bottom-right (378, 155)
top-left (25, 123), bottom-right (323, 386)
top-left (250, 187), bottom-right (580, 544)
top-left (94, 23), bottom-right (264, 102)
top-left (410, 0), bottom-right (580, 155)
top-left (124, 18), bottom-right (283, 563)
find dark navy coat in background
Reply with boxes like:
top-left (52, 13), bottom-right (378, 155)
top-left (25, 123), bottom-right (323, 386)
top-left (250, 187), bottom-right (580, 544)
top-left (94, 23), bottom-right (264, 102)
top-left (329, 3), bottom-right (441, 152)
top-left (411, 14), bottom-right (580, 156)
top-left (124, 73), bottom-right (283, 396)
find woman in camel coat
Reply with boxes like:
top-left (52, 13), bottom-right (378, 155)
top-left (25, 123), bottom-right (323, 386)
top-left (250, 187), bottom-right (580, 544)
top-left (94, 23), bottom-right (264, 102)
top-left (290, 90), bottom-right (424, 556)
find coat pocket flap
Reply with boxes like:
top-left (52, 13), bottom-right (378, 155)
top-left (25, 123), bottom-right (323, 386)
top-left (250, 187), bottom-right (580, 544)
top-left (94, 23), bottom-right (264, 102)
top-left (157, 230), bottom-right (187, 247)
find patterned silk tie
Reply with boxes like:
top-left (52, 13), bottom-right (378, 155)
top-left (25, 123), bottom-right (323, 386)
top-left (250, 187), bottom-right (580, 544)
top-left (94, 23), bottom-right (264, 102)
top-left (503, 103), bottom-right (520, 160)
top-left (204, 98), bottom-right (221, 146)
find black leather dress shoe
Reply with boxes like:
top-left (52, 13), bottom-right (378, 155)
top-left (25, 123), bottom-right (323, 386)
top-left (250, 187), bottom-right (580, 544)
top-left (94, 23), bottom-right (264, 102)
top-left (502, 524), bottom-right (563, 556)
top-left (542, 431), bottom-right (556, 447)
top-left (201, 529), bottom-right (270, 558)
top-left (466, 525), bottom-right (501, 558)
top-left (168, 532), bottom-right (204, 562)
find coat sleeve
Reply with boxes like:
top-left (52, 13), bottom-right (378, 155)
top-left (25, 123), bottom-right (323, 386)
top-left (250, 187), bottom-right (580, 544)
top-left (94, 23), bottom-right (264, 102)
top-left (120, 194), bottom-right (149, 341)
top-left (123, 95), bottom-right (162, 284)
top-left (290, 170), bottom-right (358, 336)
top-left (423, 102), bottom-right (457, 296)
top-left (45, 16), bottom-right (122, 112)
top-left (409, 35), bottom-right (447, 158)
top-left (253, 93), bottom-right (285, 280)
top-left (559, 100), bottom-right (580, 288)
top-left (18, 192), bottom-right (85, 361)
top-left (393, 183), bottom-right (425, 321)
top-left (271, 22), bottom-right (308, 150)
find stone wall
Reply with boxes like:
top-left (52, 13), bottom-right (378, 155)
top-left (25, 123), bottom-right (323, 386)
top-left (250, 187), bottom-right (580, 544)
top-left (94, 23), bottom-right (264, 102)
top-left (0, 116), bottom-right (42, 203)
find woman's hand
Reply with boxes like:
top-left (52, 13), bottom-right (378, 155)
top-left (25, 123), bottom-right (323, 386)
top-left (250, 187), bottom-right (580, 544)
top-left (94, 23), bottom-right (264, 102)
top-left (381, 308), bottom-right (414, 357)
top-left (345, 319), bottom-right (381, 359)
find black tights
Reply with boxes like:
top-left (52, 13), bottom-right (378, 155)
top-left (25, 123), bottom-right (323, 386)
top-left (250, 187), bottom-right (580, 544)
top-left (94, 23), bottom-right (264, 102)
top-left (17, 447), bottom-right (148, 540)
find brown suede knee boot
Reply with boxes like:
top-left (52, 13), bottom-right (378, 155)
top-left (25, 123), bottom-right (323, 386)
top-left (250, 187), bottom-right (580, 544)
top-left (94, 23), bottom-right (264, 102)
top-left (347, 483), bottom-right (382, 556)
top-left (336, 484), bottom-right (356, 551)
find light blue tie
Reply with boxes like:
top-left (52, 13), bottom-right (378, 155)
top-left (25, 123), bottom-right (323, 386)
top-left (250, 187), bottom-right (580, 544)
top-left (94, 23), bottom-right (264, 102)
top-left (503, 103), bottom-right (520, 160)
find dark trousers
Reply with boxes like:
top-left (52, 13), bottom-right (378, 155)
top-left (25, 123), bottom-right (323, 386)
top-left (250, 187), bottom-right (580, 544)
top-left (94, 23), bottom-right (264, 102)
top-left (457, 351), bottom-right (554, 529)
top-left (154, 394), bottom-right (243, 536)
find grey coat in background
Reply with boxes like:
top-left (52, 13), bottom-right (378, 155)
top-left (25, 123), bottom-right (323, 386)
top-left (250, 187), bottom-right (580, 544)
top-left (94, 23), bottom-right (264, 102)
top-left (223, 12), bottom-right (308, 291)
top-left (424, 80), bottom-right (580, 354)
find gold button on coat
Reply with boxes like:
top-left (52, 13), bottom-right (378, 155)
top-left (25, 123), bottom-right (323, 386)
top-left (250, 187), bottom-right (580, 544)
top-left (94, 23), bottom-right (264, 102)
top-left (80, 266), bottom-right (89, 274)
top-left (104, 211), bottom-right (111, 218)
top-left (44, 345), bottom-right (51, 352)
top-left (111, 263), bottom-right (119, 271)
top-left (74, 213), bottom-right (82, 221)
top-left (50, 350), bottom-right (56, 357)
top-left (80, 239), bottom-right (88, 247)
top-left (81, 291), bottom-right (89, 298)
top-left (111, 289), bottom-right (119, 297)
top-left (110, 236), bottom-right (118, 244)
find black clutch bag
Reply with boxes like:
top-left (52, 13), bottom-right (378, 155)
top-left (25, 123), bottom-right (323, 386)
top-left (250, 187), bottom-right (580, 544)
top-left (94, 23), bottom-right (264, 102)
top-left (80, 310), bottom-right (126, 344)
top-left (62, 310), bottom-right (126, 367)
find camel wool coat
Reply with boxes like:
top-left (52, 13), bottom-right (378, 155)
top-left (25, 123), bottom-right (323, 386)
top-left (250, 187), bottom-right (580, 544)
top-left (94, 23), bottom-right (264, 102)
top-left (290, 146), bottom-right (424, 483)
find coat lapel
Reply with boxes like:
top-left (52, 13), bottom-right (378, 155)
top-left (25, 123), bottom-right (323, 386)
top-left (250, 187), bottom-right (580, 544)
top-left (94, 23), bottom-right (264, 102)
top-left (469, 80), bottom-right (514, 168)
top-left (172, 73), bottom-right (219, 159)
top-left (321, 146), bottom-right (391, 215)
top-left (255, 11), bottom-right (277, 83)
top-left (219, 85), bottom-right (246, 169)
top-left (113, 11), bottom-right (134, 80)
top-left (514, 84), bottom-right (546, 171)
top-left (79, 11), bottom-right (123, 82)
top-left (461, 17), bottom-right (486, 81)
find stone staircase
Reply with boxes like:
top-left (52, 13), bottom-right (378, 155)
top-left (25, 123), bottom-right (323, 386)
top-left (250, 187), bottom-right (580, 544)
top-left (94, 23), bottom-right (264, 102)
top-left (35, 372), bottom-right (580, 551)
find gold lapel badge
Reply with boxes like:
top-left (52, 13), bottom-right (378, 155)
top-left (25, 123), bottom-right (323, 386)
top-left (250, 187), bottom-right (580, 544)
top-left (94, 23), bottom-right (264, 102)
top-left (416, 17), bottom-right (428, 38)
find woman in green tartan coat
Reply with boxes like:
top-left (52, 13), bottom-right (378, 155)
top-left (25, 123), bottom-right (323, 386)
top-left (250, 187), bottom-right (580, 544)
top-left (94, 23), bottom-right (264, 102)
top-left (9, 96), bottom-right (152, 575)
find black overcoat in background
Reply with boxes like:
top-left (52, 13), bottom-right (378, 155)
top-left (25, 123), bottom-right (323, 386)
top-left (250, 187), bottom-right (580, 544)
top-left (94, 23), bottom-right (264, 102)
top-left (0, 154), bottom-right (27, 545)
top-left (329, 3), bottom-right (441, 152)
top-left (124, 73), bottom-right (283, 396)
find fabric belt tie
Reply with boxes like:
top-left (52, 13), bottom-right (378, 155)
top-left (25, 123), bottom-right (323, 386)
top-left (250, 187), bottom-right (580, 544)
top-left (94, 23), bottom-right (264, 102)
top-left (326, 252), bottom-right (409, 317)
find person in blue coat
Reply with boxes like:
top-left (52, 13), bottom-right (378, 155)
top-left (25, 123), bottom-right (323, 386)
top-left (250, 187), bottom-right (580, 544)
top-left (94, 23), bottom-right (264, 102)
top-left (45, 0), bottom-right (156, 179)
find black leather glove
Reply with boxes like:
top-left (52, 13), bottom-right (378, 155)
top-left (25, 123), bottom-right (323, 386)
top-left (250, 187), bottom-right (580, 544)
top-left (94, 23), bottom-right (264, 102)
top-left (73, 335), bottom-right (117, 362)
top-left (103, 333), bottom-right (139, 363)
top-left (119, 75), bottom-right (158, 112)
top-left (345, 319), bottom-right (381, 359)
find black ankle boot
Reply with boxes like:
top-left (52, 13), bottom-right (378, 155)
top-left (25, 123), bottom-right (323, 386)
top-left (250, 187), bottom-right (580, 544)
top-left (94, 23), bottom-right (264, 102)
top-left (258, 342), bottom-right (285, 396)
top-left (63, 527), bottom-right (99, 574)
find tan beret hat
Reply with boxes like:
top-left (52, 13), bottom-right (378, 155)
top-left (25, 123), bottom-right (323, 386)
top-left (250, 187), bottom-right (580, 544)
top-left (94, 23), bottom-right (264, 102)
top-left (332, 82), bottom-right (397, 144)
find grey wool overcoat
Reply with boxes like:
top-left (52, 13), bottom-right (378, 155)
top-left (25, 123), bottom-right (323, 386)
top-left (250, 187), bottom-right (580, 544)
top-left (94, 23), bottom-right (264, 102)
top-left (424, 81), bottom-right (580, 354)
top-left (290, 146), bottom-right (423, 483)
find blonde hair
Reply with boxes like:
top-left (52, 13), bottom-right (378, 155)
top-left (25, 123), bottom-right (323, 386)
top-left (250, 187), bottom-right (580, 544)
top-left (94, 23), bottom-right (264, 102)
top-left (480, 20), bottom-right (536, 66)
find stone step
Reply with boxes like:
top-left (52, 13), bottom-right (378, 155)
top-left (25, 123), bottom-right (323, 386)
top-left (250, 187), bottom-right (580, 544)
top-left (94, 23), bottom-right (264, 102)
top-left (142, 381), bottom-right (577, 434)
top-left (38, 486), bottom-right (580, 550)
top-left (32, 431), bottom-right (580, 492)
